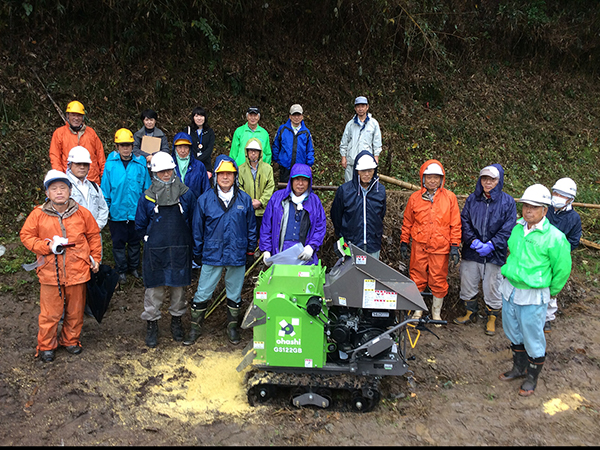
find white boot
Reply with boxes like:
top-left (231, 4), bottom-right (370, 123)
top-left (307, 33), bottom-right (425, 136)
top-left (412, 310), bottom-right (423, 320)
top-left (432, 296), bottom-right (444, 327)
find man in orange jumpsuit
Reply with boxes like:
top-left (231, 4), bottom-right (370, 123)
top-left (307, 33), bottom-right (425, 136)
top-left (20, 170), bottom-right (102, 362)
top-left (49, 100), bottom-right (106, 185)
top-left (400, 160), bottom-right (462, 324)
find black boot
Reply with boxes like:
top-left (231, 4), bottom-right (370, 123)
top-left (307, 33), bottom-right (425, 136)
top-left (499, 343), bottom-right (528, 380)
top-left (519, 355), bottom-right (545, 396)
top-left (171, 315), bottom-right (184, 342)
top-left (145, 320), bottom-right (158, 348)
top-left (453, 299), bottom-right (479, 324)
top-left (183, 303), bottom-right (207, 346)
top-left (226, 299), bottom-right (241, 345)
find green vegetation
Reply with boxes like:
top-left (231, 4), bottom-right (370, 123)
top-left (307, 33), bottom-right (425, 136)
top-left (1, 0), bottom-right (600, 242)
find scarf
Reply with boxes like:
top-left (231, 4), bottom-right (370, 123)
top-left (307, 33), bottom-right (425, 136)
top-left (217, 185), bottom-right (234, 207)
top-left (290, 192), bottom-right (308, 210)
top-left (176, 154), bottom-right (191, 183)
top-left (145, 174), bottom-right (189, 207)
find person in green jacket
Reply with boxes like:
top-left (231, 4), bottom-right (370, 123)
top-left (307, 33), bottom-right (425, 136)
top-left (229, 106), bottom-right (272, 167)
top-left (238, 138), bottom-right (275, 234)
top-left (498, 184), bottom-right (571, 397)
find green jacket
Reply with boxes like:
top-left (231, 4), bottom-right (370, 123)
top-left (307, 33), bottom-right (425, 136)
top-left (501, 217), bottom-right (572, 297)
top-left (229, 123), bottom-right (272, 167)
top-left (238, 158), bottom-right (275, 218)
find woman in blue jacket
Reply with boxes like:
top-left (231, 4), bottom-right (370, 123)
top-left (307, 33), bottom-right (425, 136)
top-left (454, 164), bottom-right (517, 336)
top-left (171, 132), bottom-right (210, 199)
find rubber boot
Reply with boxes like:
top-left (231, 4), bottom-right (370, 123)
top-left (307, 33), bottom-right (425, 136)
top-left (499, 343), bottom-right (528, 381)
top-left (454, 300), bottom-right (479, 325)
top-left (432, 296), bottom-right (444, 328)
top-left (145, 320), bottom-right (158, 348)
top-left (112, 247), bottom-right (128, 279)
top-left (183, 303), bottom-right (207, 346)
top-left (411, 310), bottom-right (423, 320)
top-left (519, 355), bottom-right (545, 397)
top-left (170, 315), bottom-right (184, 342)
top-left (226, 299), bottom-right (241, 345)
top-left (485, 306), bottom-right (501, 336)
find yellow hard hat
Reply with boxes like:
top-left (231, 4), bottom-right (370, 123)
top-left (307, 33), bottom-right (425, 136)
top-left (66, 101), bottom-right (85, 115)
top-left (114, 128), bottom-right (134, 144)
top-left (215, 160), bottom-right (237, 173)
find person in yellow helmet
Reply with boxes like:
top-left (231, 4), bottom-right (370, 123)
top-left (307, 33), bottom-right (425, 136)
top-left (100, 129), bottom-right (151, 284)
top-left (49, 100), bottom-right (106, 185)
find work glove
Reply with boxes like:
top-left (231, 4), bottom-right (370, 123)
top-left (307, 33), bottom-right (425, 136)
top-left (246, 252), bottom-right (255, 270)
top-left (470, 239), bottom-right (484, 251)
top-left (192, 255), bottom-right (202, 269)
top-left (477, 241), bottom-right (495, 257)
top-left (298, 245), bottom-right (314, 261)
top-left (400, 242), bottom-right (409, 260)
top-left (449, 245), bottom-right (460, 267)
top-left (51, 235), bottom-right (69, 255)
top-left (263, 251), bottom-right (272, 267)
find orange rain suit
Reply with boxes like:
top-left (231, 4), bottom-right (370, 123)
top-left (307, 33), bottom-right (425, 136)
top-left (20, 199), bottom-right (102, 354)
top-left (49, 122), bottom-right (106, 185)
top-left (400, 159), bottom-right (461, 298)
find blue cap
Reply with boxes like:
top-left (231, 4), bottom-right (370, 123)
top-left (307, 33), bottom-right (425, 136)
top-left (354, 96), bottom-right (368, 105)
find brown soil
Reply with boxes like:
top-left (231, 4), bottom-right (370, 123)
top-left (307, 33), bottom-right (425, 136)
top-left (1, 192), bottom-right (600, 445)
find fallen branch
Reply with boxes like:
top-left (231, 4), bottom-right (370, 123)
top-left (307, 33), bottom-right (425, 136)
top-left (580, 238), bottom-right (600, 251)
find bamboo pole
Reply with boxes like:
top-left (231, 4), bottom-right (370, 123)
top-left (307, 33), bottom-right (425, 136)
top-left (580, 238), bottom-right (600, 250)
top-left (378, 174), bottom-right (421, 191)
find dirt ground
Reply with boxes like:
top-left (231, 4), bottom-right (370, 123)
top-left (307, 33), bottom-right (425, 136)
top-left (1, 247), bottom-right (599, 446)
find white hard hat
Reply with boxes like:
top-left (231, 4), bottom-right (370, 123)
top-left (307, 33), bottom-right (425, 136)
top-left (354, 154), bottom-right (377, 171)
top-left (518, 184), bottom-right (551, 206)
top-left (67, 146), bottom-right (92, 164)
top-left (44, 169), bottom-right (72, 190)
top-left (150, 152), bottom-right (176, 172)
top-left (245, 138), bottom-right (263, 152)
top-left (552, 177), bottom-right (577, 199)
top-left (423, 162), bottom-right (444, 176)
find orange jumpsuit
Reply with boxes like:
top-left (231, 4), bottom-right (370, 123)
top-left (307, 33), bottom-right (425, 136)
top-left (400, 159), bottom-right (461, 298)
top-left (49, 122), bottom-right (106, 185)
top-left (20, 199), bottom-right (102, 354)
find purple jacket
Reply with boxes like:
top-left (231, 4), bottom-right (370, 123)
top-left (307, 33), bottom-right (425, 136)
top-left (260, 163), bottom-right (326, 264)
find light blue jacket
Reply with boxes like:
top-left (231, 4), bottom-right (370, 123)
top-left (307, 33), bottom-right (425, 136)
top-left (67, 169), bottom-right (109, 230)
top-left (339, 113), bottom-right (382, 165)
top-left (101, 152), bottom-right (151, 221)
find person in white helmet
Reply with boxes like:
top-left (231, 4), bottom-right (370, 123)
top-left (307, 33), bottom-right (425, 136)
top-left (543, 177), bottom-right (581, 333)
top-left (66, 146), bottom-right (109, 232)
top-left (135, 152), bottom-right (197, 348)
top-left (20, 170), bottom-right (101, 362)
top-left (498, 184), bottom-right (571, 397)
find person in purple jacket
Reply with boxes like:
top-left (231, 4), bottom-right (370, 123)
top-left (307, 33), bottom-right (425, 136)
top-left (454, 164), bottom-right (517, 336)
top-left (260, 163), bottom-right (326, 266)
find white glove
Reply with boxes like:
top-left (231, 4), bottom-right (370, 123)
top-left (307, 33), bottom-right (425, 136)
top-left (263, 251), bottom-right (272, 266)
top-left (144, 235), bottom-right (149, 242)
top-left (298, 245), bottom-right (314, 261)
top-left (51, 235), bottom-right (69, 255)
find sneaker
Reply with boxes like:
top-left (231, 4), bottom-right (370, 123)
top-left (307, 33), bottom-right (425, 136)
top-left (130, 269), bottom-right (142, 279)
top-left (544, 321), bottom-right (552, 333)
top-left (65, 345), bottom-right (83, 355)
top-left (40, 350), bottom-right (55, 362)
top-left (118, 273), bottom-right (127, 284)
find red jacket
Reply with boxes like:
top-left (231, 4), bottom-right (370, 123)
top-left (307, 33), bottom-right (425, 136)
top-left (20, 199), bottom-right (102, 286)
top-left (49, 123), bottom-right (106, 184)
top-left (400, 159), bottom-right (461, 254)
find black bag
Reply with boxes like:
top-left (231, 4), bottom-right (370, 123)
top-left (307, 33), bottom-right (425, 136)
top-left (86, 264), bottom-right (120, 324)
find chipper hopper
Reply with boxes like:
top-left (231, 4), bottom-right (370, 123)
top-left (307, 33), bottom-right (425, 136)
top-left (237, 240), bottom-right (445, 411)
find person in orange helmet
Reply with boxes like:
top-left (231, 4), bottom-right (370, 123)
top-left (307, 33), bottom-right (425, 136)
top-left (20, 170), bottom-right (102, 362)
top-left (49, 100), bottom-right (106, 185)
top-left (400, 160), bottom-right (462, 325)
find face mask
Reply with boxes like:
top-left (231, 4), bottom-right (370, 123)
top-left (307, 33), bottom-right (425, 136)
top-left (551, 195), bottom-right (568, 209)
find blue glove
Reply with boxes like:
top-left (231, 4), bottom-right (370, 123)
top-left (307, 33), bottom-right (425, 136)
top-left (470, 239), bottom-right (484, 251)
top-left (477, 241), bottom-right (495, 257)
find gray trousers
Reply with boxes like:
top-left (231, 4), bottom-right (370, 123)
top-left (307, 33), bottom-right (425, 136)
top-left (459, 259), bottom-right (503, 310)
top-left (141, 286), bottom-right (186, 321)
top-left (344, 164), bottom-right (354, 183)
